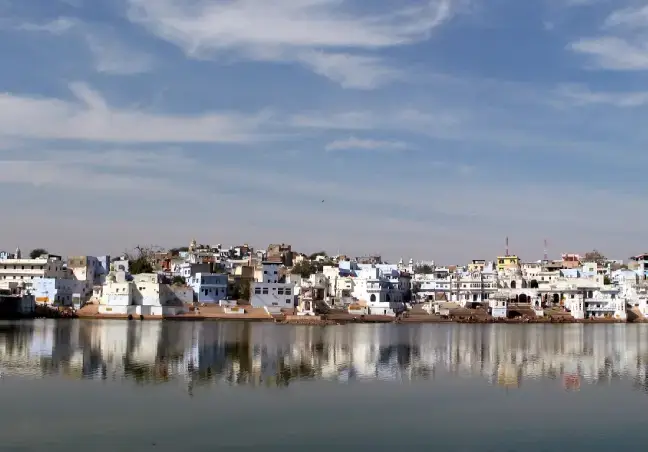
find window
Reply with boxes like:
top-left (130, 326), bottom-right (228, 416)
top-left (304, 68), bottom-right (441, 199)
top-left (204, 289), bottom-right (208, 295)
top-left (286, 299), bottom-right (291, 304)
top-left (370, 294), bottom-right (376, 302)
top-left (255, 287), bottom-right (261, 294)
top-left (278, 288), bottom-right (284, 295)
top-left (285, 289), bottom-right (291, 295)
top-left (264, 271), bottom-right (268, 274)
top-left (262, 288), bottom-right (268, 294)
top-left (274, 271), bottom-right (277, 274)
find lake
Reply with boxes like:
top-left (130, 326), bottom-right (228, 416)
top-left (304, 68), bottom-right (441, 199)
top-left (1, 320), bottom-right (648, 451)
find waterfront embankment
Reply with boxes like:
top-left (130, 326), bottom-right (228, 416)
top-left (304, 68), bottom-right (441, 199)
top-left (65, 303), bottom-right (637, 325)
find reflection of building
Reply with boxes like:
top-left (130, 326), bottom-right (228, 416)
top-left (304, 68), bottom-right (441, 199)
top-left (497, 364), bottom-right (520, 388)
top-left (2, 321), bottom-right (648, 394)
top-left (563, 374), bottom-right (581, 391)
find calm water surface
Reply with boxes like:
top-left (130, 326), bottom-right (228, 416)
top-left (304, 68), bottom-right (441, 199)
top-left (2, 320), bottom-right (648, 451)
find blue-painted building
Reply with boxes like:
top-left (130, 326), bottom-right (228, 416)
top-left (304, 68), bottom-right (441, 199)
top-left (31, 278), bottom-right (82, 306)
top-left (188, 273), bottom-right (229, 304)
top-left (95, 255), bottom-right (110, 284)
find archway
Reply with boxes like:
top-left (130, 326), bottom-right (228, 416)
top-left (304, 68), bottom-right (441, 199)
top-left (518, 293), bottom-right (528, 304)
top-left (552, 293), bottom-right (560, 305)
top-left (510, 280), bottom-right (517, 289)
top-left (530, 279), bottom-right (539, 289)
top-left (370, 294), bottom-right (376, 302)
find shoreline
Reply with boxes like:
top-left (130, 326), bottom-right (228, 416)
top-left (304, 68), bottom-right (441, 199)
top-left (15, 304), bottom-right (642, 325)
top-left (68, 312), bottom-right (638, 325)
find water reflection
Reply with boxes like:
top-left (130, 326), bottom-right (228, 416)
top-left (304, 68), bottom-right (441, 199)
top-left (2, 320), bottom-right (648, 393)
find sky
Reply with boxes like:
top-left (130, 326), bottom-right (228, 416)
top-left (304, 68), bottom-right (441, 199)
top-left (1, 0), bottom-right (648, 263)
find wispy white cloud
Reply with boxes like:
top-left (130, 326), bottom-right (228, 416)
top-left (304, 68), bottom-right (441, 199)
top-left (5, 15), bottom-right (154, 75)
top-left (17, 17), bottom-right (76, 34)
top-left (125, 0), bottom-right (465, 88)
top-left (325, 137), bottom-right (409, 151)
top-left (85, 33), bottom-right (154, 75)
top-left (569, 36), bottom-right (648, 70)
top-left (0, 83), bottom-right (272, 143)
top-left (569, 4), bottom-right (648, 70)
top-left (298, 51), bottom-right (403, 89)
top-left (553, 83), bottom-right (648, 107)
top-left (603, 4), bottom-right (648, 29)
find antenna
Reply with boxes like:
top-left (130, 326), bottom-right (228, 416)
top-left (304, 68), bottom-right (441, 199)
top-left (544, 239), bottom-right (548, 262)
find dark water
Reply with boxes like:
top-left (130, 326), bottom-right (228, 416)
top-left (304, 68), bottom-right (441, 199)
top-left (2, 320), bottom-right (648, 451)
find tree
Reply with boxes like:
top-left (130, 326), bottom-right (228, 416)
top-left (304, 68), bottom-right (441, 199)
top-left (308, 251), bottom-right (327, 260)
top-left (583, 249), bottom-right (606, 264)
top-left (414, 264), bottom-right (434, 274)
top-left (291, 261), bottom-right (317, 278)
top-left (125, 245), bottom-right (157, 274)
top-left (29, 248), bottom-right (48, 259)
top-left (169, 247), bottom-right (189, 255)
top-left (230, 280), bottom-right (251, 301)
top-left (604, 275), bottom-right (612, 285)
top-left (172, 276), bottom-right (186, 285)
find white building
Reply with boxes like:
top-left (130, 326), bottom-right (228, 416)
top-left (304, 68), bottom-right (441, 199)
top-left (67, 256), bottom-right (100, 302)
top-left (250, 261), bottom-right (296, 311)
top-left (350, 266), bottom-right (405, 316)
top-left (98, 271), bottom-right (187, 316)
top-left (489, 293), bottom-right (508, 318)
top-left (0, 253), bottom-right (67, 288)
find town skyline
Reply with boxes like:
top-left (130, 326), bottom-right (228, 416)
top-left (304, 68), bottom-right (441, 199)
top-left (0, 239), bottom-right (629, 266)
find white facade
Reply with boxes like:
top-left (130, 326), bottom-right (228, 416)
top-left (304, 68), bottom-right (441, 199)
top-left (0, 257), bottom-right (66, 287)
top-left (250, 262), bottom-right (296, 309)
top-left (489, 295), bottom-right (508, 318)
top-left (350, 266), bottom-right (405, 316)
top-left (67, 256), bottom-right (99, 302)
top-left (98, 271), bottom-right (187, 316)
top-left (585, 288), bottom-right (626, 320)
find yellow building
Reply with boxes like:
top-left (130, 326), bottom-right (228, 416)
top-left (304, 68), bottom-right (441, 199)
top-left (468, 259), bottom-right (486, 272)
top-left (496, 255), bottom-right (519, 272)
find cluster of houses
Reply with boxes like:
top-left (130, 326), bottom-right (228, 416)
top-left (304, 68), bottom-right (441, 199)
top-left (3, 241), bottom-right (648, 321)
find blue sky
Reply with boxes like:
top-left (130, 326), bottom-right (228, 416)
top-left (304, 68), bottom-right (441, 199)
top-left (1, 0), bottom-right (648, 262)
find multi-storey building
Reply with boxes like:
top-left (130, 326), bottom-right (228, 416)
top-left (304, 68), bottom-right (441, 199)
top-left (250, 261), bottom-right (296, 311)
top-left (188, 272), bottom-right (228, 304)
top-left (0, 251), bottom-right (67, 288)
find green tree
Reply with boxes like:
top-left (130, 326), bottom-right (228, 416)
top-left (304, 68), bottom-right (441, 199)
top-left (308, 251), bottom-right (327, 260)
top-left (414, 264), bottom-right (434, 274)
top-left (29, 248), bottom-right (48, 259)
top-left (583, 249), bottom-right (606, 264)
top-left (172, 276), bottom-right (186, 285)
top-left (230, 280), bottom-right (251, 301)
top-left (169, 247), bottom-right (189, 255)
top-left (292, 261), bottom-right (317, 278)
top-left (125, 245), bottom-right (156, 274)
top-left (603, 275), bottom-right (612, 285)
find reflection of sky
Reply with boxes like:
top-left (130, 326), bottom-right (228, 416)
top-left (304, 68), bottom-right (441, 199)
top-left (28, 322), bottom-right (54, 358)
top-left (2, 321), bottom-right (648, 393)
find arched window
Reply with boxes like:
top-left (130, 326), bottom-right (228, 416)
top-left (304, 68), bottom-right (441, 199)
top-left (510, 281), bottom-right (517, 289)
top-left (370, 294), bottom-right (376, 302)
